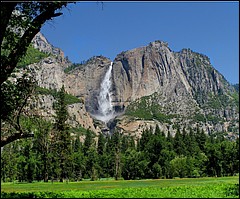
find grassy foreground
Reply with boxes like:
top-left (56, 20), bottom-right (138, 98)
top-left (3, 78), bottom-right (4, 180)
top-left (1, 176), bottom-right (239, 198)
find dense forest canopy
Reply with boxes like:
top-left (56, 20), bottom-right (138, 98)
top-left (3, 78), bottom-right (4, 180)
top-left (1, 123), bottom-right (239, 182)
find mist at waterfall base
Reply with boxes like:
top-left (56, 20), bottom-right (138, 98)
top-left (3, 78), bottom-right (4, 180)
top-left (91, 62), bottom-right (117, 124)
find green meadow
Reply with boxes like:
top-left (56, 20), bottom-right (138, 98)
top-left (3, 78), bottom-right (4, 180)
top-left (1, 176), bottom-right (239, 198)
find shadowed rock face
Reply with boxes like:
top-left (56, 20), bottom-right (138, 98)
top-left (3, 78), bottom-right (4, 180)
top-left (31, 34), bottom-right (238, 136)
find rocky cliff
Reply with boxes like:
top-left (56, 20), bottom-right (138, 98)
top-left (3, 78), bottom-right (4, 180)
top-left (29, 33), bottom-right (239, 138)
top-left (28, 33), bottom-right (103, 134)
top-left (112, 41), bottom-right (232, 106)
top-left (111, 41), bottom-right (238, 136)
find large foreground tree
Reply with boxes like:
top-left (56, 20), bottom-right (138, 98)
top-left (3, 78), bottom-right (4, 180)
top-left (1, 2), bottom-right (73, 147)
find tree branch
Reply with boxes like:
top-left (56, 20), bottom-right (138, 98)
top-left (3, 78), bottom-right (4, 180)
top-left (0, 2), bottom-right (18, 46)
top-left (1, 3), bottom-right (67, 85)
top-left (1, 81), bottom-right (36, 147)
top-left (1, 132), bottom-right (34, 147)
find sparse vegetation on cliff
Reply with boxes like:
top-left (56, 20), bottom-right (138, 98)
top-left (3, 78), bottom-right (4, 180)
top-left (17, 44), bottom-right (50, 69)
top-left (64, 62), bottom-right (86, 73)
top-left (125, 95), bottom-right (174, 123)
top-left (36, 86), bottom-right (83, 105)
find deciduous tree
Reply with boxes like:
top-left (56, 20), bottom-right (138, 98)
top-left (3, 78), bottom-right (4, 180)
top-left (1, 2), bottom-right (73, 146)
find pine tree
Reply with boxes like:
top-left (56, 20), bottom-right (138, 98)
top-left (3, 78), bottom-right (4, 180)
top-left (83, 128), bottom-right (95, 155)
top-left (72, 135), bottom-right (85, 181)
top-left (188, 127), bottom-right (200, 155)
top-left (181, 127), bottom-right (188, 156)
top-left (196, 128), bottom-right (207, 152)
top-left (174, 128), bottom-right (185, 155)
top-left (85, 146), bottom-right (99, 180)
top-left (166, 130), bottom-right (174, 151)
top-left (97, 133), bottom-right (107, 178)
top-left (32, 118), bottom-right (52, 182)
top-left (97, 133), bottom-right (106, 156)
top-left (112, 131), bottom-right (122, 180)
top-left (52, 85), bottom-right (72, 182)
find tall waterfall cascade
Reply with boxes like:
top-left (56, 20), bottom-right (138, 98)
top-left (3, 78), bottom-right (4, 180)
top-left (94, 62), bottom-right (115, 123)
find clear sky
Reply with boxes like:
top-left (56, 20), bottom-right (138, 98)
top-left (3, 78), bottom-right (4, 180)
top-left (41, 1), bottom-right (239, 84)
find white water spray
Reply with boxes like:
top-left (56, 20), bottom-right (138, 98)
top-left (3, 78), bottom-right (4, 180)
top-left (94, 62), bottom-right (115, 123)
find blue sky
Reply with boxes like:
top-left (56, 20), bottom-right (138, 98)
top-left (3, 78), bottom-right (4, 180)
top-left (41, 1), bottom-right (239, 84)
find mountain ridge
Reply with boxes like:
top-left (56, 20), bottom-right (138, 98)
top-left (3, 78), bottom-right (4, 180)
top-left (29, 32), bottom-right (239, 138)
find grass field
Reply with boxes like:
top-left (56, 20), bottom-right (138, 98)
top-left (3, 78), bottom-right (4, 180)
top-left (1, 176), bottom-right (239, 198)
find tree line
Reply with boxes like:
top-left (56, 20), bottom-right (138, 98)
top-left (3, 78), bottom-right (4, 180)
top-left (1, 86), bottom-right (239, 182)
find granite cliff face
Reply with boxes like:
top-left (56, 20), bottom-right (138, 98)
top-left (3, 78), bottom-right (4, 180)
top-left (29, 33), bottom-right (102, 134)
top-left (64, 56), bottom-right (112, 116)
top-left (32, 32), bottom-right (66, 63)
top-left (30, 33), bottom-right (239, 137)
top-left (112, 41), bottom-right (231, 106)
top-left (111, 41), bottom-right (238, 136)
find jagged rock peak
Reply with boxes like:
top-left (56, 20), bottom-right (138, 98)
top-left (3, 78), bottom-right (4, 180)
top-left (178, 48), bottom-right (211, 63)
top-left (32, 32), bottom-right (66, 63)
top-left (148, 40), bottom-right (169, 48)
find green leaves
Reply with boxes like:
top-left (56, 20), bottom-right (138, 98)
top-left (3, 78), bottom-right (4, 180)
top-left (17, 44), bottom-right (49, 69)
top-left (1, 74), bottom-right (36, 121)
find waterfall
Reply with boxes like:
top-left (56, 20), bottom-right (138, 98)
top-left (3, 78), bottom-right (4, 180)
top-left (94, 62), bottom-right (115, 123)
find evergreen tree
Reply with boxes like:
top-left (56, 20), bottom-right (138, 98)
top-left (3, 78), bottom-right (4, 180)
top-left (196, 127), bottom-right (207, 152)
top-left (83, 128), bottom-right (95, 155)
top-left (112, 131), bottom-right (122, 180)
top-left (187, 127), bottom-right (201, 155)
top-left (1, 142), bottom-right (19, 182)
top-left (234, 137), bottom-right (239, 174)
top-left (204, 139), bottom-right (222, 177)
top-left (97, 133), bottom-right (106, 156)
top-left (174, 128), bottom-right (185, 155)
top-left (97, 133), bottom-right (107, 178)
top-left (73, 134), bottom-right (82, 153)
top-left (85, 146), bottom-right (99, 180)
top-left (52, 85), bottom-right (72, 182)
top-left (219, 140), bottom-right (237, 176)
top-left (181, 127), bottom-right (188, 156)
top-left (32, 118), bottom-right (52, 182)
top-left (121, 134), bottom-right (135, 153)
top-left (72, 135), bottom-right (85, 181)
top-left (104, 134), bottom-right (115, 177)
top-left (138, 128), bottom-right (152, 152)
top-left (166, 130), bottom-right (174, 151)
